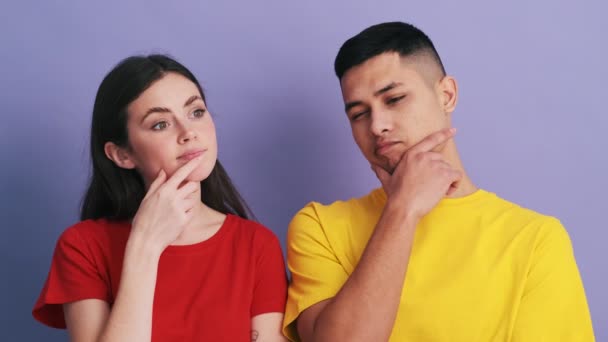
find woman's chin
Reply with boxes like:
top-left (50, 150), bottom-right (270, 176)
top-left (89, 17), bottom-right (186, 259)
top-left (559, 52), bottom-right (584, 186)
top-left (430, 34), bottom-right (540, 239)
top-left (185, 165), bottom-right (214, 183)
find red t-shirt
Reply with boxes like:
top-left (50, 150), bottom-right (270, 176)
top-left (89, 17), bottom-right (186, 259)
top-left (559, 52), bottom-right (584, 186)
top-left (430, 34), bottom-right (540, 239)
top-left (33, 214), bottom-right (288, 341)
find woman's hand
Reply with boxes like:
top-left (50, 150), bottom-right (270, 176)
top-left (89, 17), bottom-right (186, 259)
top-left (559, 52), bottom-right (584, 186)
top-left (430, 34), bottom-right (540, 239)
top-left (130, 156), bottom-right (202, 252)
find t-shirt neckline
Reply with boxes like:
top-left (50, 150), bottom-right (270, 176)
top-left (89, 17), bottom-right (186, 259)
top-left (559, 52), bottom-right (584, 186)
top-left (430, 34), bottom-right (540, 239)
top-left (162, 214), bottom-right (234, 255)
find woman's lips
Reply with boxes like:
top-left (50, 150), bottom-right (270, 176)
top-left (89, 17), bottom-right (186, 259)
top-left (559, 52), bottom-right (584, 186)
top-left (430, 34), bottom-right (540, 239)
top-left (177, 149), bottom-right (206, 161)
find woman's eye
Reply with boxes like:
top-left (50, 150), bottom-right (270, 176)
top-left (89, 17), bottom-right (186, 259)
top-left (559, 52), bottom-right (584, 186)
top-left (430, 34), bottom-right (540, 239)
top-left (192, 108), bottom-right (206, 118)
top-left (152, 121), bottom-right (169, 130)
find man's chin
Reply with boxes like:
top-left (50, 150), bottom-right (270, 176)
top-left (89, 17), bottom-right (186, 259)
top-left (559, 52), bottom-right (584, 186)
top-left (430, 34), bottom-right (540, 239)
top-left (370, 150), bottom-right (404, 175)
top-left (385, 155), bottom-right (402, 175)
top-left (374, 160), bottom-right (397, 175)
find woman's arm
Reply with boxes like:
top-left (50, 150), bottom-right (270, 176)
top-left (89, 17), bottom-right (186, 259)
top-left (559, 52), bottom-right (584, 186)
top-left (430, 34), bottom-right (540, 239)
top-left (63, 158), bottom-right (202, 342)
top-left (64, 299), bottom-right (109, 342)
top-left (64, 236), bottom-right (161, 342)
top-left (251, 313), bottom-right (289, 342)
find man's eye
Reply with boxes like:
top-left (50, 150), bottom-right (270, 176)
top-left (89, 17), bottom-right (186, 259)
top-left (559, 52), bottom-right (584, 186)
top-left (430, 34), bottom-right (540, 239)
top-left (351, 111), bottom-right (369, 121)
top-left (152, 121), bottom-right (169, 130)
top-left (387, 95), bottom-right (406, 105)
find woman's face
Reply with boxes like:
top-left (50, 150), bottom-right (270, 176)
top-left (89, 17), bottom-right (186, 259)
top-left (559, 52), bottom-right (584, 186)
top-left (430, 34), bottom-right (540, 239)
top-left (109, 72), bottom-right (218, 186)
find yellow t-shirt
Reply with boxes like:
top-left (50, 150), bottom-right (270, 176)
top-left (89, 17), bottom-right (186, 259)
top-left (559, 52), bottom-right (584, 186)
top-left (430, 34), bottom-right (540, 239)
top-left (283, 188), bottom-right (594, 341)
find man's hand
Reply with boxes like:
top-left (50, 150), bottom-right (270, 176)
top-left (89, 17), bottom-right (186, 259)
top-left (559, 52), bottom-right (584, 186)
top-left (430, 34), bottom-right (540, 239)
top-left (372, 127), bottom-right (462, 221)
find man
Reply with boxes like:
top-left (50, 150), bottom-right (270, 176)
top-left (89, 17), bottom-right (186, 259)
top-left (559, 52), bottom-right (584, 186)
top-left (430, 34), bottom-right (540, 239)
top-left (282, 22), bottom-right (594, 341)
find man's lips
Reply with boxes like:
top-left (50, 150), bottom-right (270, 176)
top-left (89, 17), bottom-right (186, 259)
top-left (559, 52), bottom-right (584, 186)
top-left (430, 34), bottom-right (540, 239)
top-left (177, 149), bottom-right (206, 161)
top-left (375, 142), bottom-right (400, 155)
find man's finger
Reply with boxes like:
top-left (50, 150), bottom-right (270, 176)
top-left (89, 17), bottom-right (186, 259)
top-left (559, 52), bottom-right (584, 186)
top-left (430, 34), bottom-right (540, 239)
top-left (410, 127), bottom-right (456, 154)
top-left (446, 182), bottom-right (459, 196)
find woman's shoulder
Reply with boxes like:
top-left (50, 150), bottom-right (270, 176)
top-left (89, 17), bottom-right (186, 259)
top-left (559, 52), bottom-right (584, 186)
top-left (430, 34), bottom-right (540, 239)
top-left (227, 214), bottom-right (281, 245)
top-left (58, 218), bottom-right (131, 248)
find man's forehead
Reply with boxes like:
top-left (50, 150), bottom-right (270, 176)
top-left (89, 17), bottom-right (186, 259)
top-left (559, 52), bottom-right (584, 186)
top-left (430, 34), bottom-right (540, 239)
top-left (341, 53), bottom-right (439, 98)
top-left (341, 60), bottom-right (418, 95)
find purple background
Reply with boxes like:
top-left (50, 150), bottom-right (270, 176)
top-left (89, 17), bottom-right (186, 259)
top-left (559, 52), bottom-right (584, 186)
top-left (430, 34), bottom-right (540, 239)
top-left (1, 0), bottom-right (605, 340)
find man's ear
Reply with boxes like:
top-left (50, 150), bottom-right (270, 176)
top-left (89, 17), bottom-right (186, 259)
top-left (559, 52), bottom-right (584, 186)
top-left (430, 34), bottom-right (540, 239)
top-left (104, 142), bottom-right (136, 169)
top-left (438, 75), bottom-right (458, 114)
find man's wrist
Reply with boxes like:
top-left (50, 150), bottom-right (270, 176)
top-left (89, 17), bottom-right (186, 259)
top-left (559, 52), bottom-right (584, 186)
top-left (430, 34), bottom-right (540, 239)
top-left (384, 200), bottom-right (420, 230)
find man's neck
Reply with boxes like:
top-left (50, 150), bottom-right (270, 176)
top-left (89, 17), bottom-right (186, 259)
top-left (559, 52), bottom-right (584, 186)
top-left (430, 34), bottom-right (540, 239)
top-left (441, 141), bottom-right (478, 198)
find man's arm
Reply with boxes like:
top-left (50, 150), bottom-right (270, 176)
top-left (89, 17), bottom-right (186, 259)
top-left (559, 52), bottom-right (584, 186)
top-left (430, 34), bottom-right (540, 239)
top-left (296, 204), bottom-right (418, 341)
top-left (296, 128), bottom-right (462, 342)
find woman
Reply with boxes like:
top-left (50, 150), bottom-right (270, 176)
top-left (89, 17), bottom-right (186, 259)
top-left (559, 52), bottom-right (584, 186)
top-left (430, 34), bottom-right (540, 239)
top-left (33, 54), bottom-right (288, 341)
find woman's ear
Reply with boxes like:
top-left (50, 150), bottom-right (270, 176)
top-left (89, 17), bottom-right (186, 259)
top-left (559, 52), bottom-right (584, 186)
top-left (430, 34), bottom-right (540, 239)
top-left (104, 142), bottom-right (136, 169)
top-left (438, 75), bottom-right (458, 114)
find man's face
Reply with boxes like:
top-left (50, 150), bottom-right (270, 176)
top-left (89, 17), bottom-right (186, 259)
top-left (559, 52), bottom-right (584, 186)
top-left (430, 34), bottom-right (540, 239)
top-left (340, 52), bottom-right (456, 173)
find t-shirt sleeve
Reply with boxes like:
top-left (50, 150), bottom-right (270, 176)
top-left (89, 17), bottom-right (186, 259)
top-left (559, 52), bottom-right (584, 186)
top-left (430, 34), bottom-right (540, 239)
top-left (282, 204), bottom-right (350, 342)
top-left (512, 218), bottom-right (595, 341)
top-left (250, 228), bottom-right (289, 317)
top-left (32, 224), bottom-right (110, 329)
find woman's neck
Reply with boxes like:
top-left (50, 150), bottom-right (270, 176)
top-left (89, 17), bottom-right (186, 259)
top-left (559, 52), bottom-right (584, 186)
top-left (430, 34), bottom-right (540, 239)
top-left (171, 187), bottom-right (227, 246)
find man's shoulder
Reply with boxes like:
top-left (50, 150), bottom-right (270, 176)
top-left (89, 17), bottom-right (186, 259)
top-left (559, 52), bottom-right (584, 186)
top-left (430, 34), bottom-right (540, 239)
top-left (292, 188), bottom-right (384, 223)
top-left (479, 190), bottom-right (566, 241)
top-left (486, 191), bottom-right (558, 222)
top-left (287, 188), bottom-right (384, 240)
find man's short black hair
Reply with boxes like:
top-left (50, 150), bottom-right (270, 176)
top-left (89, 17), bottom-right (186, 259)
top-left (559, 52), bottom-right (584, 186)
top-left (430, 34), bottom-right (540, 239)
top-left (334, 22), bottom-right (446, 80)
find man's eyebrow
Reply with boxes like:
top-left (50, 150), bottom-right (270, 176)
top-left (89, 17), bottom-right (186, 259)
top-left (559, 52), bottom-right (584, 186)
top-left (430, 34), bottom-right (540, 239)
top-left (344, 82), bottom-right (404, 113)
top-left (345, 101), bottom-right (363, 113)
top-left (374, 82), bottom-right (403, 96)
